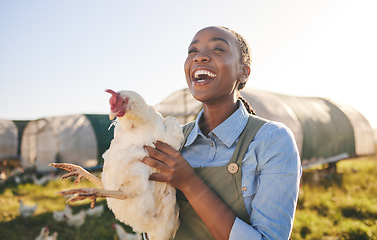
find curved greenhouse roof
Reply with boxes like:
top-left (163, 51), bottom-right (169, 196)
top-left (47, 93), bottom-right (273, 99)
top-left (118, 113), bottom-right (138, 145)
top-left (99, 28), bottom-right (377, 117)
top-left (155, 88), bottom-right (375, 168)
top-left (0, 119), bottom-right (18, 160)
top-left (21, 114), bottom-right (113, 173)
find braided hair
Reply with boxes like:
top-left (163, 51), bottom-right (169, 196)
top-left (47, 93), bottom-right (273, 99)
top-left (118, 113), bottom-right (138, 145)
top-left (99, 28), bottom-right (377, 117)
top-left (238, 95), bottom-right (256, 115)
top-left (219, 26), bottom-right (256, 115)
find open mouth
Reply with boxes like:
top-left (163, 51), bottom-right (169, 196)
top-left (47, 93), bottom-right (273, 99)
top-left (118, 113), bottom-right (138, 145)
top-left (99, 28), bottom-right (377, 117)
top-left (193, 69), bottom-right (217, 83)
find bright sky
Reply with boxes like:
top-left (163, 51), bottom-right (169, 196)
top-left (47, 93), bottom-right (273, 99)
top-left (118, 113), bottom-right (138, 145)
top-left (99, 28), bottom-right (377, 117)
top-left (1, 0), bottom-right (376, 128)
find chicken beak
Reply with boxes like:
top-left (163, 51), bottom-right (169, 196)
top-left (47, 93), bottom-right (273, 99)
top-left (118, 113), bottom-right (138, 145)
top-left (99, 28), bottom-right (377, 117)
top-left (109, 111), bottom-right (118, 120)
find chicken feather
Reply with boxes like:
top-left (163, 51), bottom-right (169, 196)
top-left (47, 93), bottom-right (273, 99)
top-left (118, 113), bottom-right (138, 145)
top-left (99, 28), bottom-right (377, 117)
top-left (102, 90), bottom-right (182, 240)
top-left (51, 89), bottom-right (183, 240)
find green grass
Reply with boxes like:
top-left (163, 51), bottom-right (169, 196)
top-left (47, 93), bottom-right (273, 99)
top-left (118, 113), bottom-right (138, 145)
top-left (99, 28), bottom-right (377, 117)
top-left (0, 174), bottom-right (134, 240)
top-left (1, 154), bottom-right (377, 239)
top-left (292, 155), bottom-right (377, 240)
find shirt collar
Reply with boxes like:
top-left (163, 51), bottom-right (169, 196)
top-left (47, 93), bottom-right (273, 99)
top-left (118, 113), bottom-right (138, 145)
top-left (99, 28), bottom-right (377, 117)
top-left (184, 100), bottom-right (250, 148)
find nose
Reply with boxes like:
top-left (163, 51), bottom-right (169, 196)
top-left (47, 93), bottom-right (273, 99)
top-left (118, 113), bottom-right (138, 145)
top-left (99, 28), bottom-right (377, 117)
top-left (194, 51), bottom-right (210, 63)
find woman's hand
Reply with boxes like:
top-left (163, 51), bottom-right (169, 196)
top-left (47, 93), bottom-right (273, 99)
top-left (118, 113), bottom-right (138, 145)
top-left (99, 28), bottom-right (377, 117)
top-left (142, 141), bottom-right (196, 191)
top-left (143, 141), bottom-right (236, 240)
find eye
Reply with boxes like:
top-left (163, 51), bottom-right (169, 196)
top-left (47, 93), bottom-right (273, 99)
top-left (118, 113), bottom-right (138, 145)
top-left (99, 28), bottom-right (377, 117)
top-left (188, 48), bottom-right (198, 55)
top-left (213, 47), bottom-right (224, 52)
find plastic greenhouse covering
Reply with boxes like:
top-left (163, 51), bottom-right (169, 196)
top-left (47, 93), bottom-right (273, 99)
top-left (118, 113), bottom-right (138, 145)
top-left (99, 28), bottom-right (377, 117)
top-left (155, 88), bottom-right (375, 168)
top-left (20, 114), bottom-right (113, 173)
top-left (0, 119), bottom-right (18, 160)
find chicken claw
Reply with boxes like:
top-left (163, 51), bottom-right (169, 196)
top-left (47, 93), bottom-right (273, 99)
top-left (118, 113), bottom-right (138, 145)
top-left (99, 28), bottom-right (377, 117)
top-left (49, 163), bottom-right (104, 188)
top-left (50, 163), bottom-right (86, 184)
top-left (58, 188), bottom-right (100, 209)
top-left (58, 188), bottom-right (129, 209)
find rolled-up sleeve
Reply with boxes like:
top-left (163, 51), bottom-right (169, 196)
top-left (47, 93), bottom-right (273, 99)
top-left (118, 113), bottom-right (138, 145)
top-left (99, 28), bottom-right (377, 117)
top-left (229, 122), bottom-right (302, 240)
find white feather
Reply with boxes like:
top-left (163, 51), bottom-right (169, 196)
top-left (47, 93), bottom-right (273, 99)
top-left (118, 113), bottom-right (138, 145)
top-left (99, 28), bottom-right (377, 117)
top-left (102, 90), bottom-right (183, 240)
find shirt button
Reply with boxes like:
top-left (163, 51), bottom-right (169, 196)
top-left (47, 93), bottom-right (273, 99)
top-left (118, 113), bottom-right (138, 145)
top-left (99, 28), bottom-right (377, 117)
top-left (227, 163), bottom-right (239, 174)
top-left (242, 186), bottom-right (247, 192)
top-left (211, 142), bottom-right (214, 147)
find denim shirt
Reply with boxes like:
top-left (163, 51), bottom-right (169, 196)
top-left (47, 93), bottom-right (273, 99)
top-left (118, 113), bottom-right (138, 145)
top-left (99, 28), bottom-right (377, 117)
top-left (180, 102), bottom-right (302, 240)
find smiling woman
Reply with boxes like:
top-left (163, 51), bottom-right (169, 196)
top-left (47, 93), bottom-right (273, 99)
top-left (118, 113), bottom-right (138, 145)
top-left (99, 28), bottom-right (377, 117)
top-left (184, 27), bottom-right (246, 113)
top-left (142, 26), bottom-right (302, 240)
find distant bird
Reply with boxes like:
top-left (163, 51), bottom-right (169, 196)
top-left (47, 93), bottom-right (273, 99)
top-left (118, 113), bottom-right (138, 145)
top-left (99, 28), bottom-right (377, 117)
top-left (19, 199), bottom-right (37, 218)
top-left (113, 223), bottom-right (142, 240)
top-left (35, 226), bottom-right (58, 240)
top-left (50, 89), bottom-right (183, 240)
top-left (33, 173), bottom-right (54, 186)
top-left (64, 209), bottom-right (86, 229)
top-left (10, 167), bottom-right (24, 185)
top-left (14, 175), bottom-right (22, 185)
top-left (53, 205), bottom-right (72, 222)
top-left (10, 167), bottom-right (24, 176)
top-left (85, 204), bottom-right (104, 217)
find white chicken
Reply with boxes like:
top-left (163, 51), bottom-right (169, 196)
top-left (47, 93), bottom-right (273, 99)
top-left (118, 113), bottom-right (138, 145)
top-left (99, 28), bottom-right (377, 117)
top-left (33, 173), bottom-right (54, 186)
top-left (50, 89), bottom-right (183, 240)
top-left (19, 199), bottom-right (38, 218)
top-left (64, 209), bottom-right (86, 229)
top-left (85, 204), bottom-right (104, 217)
top-left (113, 223), bottom-right (142, 240)
top-left (35, 226), bottom-right (58, 240)
top-left (53, 205), bottom-right (72, 222)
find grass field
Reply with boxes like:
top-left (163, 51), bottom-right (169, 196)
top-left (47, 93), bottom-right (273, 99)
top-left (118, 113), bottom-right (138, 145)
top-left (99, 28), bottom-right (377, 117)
top-left (0, 172), bottom-right (134, 240)
top-left (1, 154), bottom-right (377, 239)
top-left (292, 155), bottom-right (377, 240)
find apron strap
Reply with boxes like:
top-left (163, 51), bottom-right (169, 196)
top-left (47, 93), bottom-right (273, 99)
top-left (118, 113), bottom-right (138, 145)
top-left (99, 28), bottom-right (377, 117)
top-left (179, 121), bottom-right (195, 151)
top-left (228, 115), bottom-right (268, 172)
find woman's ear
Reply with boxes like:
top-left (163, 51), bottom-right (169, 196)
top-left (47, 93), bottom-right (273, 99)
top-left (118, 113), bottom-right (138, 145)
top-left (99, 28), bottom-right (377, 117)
top-left (239, 65), bottom-right (251, 83)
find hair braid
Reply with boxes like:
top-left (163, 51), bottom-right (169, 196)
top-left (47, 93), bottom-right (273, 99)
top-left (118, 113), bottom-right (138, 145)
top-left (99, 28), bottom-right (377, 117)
top-left (238, 95), bottom-right (256, 115)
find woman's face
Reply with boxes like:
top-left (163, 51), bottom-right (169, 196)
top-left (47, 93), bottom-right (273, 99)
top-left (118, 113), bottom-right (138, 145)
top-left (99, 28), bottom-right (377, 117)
top-left (184, 27), bottom-right (244, 105)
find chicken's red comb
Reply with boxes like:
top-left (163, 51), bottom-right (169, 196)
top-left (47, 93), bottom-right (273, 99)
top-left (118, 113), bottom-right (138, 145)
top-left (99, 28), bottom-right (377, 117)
top-left (105, 89), bottom-right (117, 96)
top-left (105, 89), bottom-right (120, 106)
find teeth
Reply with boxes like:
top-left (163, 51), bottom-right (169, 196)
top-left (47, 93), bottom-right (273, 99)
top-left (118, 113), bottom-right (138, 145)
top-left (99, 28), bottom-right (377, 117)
top-left (194, 70), bottom-right (216, 79)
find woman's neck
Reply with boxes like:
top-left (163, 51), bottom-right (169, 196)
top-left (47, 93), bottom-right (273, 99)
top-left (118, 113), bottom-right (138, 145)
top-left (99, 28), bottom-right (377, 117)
top-left (199, 99), bottom-right (239, 137)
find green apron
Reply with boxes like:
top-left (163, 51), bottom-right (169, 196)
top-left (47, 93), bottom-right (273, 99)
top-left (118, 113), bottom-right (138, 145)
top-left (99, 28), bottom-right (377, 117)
top-left (173, 115), bottom-right (267, 240)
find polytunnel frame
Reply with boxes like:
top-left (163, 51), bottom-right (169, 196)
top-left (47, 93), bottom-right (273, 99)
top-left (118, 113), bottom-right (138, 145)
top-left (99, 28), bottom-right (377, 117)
top-left (275, 95), bottom-right (356, 168)
top-left (154, 87), bottom-right (374, 169)
top-left (0, 119), bottom-right (18, 160)
top-left (20, 114), bottom-right (114, 173)
top-left (21, 118), bottom-right (59, 172)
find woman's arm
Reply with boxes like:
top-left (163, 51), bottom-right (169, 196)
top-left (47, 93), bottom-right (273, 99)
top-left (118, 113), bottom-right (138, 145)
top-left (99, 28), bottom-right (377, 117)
top-left (143, 141), bottom-right (236, 240)
top-left (229, 122), bottom-right (301, 240)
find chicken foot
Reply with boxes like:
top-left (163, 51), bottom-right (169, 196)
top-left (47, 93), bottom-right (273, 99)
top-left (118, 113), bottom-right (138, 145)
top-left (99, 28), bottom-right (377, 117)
top-left (49, 163), bottom-right (104, 188)
top-left (58, 188), bottom-right (130, 209)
